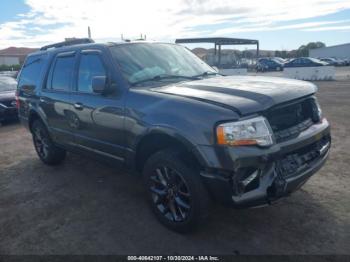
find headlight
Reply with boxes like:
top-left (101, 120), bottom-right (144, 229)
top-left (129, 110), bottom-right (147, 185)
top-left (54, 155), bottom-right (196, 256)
top-left (314, 99), bottom-right (322, 122)
top-left (216, 116), bottom-right (273, 146)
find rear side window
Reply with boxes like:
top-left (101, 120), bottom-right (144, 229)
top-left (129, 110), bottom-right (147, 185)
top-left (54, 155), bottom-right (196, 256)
top-left (49, 54), bottom-right (76, 91)
top-left (78, 54), bottom-right (106, 93)
top-left (18, 55), bottom-right (44, 89)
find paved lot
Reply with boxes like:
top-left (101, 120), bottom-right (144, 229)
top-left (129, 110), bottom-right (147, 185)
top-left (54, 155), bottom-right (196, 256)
top-left (0, 68), bottom-right (349, 255)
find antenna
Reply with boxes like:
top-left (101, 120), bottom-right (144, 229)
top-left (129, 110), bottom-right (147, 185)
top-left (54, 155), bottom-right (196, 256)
top-left (88, 26), bottom-right (91, 38)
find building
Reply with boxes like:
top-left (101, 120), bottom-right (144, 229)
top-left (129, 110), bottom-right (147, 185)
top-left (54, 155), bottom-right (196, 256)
top-left (0, 56), bottom-right (19, 66)
top-left (310, 43), bottom-right (350, 59)
top-left (0, 47), bottom-right (38, 66)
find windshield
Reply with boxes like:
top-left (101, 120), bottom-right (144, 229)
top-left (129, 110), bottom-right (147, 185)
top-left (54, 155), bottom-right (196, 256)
top-left (273, 57), bottom-right (285, 63)
top-left (308, 58), bottom-right (324, 63)
top-left (109, 43), bottom-right (216, 85)
top-left (0, 76), bottom-right (17, 92)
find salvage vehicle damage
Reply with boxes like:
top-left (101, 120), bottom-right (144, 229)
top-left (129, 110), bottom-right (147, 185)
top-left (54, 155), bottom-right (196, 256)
top-left (155, 75), bottom-right (331, 208)
top-left (17, 40), bottom-right (331, 232)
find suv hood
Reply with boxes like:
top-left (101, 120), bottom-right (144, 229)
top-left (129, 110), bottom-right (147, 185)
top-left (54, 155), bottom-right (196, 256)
top-left (151, 76), bottom-right (317, 115)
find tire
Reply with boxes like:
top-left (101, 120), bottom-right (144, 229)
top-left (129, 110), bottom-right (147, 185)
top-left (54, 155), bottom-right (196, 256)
top-left (143, 148), bottom-right (210, 233)
top-left (31, 120), bottom-right (66, 165)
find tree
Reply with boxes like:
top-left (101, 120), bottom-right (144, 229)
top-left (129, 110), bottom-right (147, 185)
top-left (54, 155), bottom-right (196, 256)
top-left (296, 42), bottom-right (326, 57)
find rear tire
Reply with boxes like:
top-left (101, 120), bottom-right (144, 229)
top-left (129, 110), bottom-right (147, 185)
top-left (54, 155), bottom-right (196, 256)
top-left (31, 120), bottom-right (66, 165)
top-left (143, 148), bottom-right (210, 233)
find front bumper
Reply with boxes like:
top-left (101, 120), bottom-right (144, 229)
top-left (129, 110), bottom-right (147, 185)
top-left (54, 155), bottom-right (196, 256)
top-left (199, 118), bottom-right (331, 208)
top-left (0, 105), bottom-right (18, 122)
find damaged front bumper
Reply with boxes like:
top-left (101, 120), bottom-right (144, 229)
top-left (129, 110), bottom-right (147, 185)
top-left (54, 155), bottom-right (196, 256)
top-left (199, 118), bottom-right (331, 208)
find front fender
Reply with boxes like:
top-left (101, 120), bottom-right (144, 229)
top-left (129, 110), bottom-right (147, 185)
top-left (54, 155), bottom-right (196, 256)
top-left (129, 125), bottom-right (209, 169)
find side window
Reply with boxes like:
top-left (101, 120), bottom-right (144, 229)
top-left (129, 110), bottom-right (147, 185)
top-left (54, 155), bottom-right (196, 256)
top-left (50, 55), bottom-right (76, 91)
top-left (78, 53), bottom-right (106, 93)
top-left (18, 55), bottom-right (44, 89)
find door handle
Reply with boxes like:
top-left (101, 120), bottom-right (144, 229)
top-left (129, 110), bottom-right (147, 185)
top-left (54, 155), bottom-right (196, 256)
top-left (39, 97), bottom-right (46, 103)
top-left (74, 102), bottom-right (84, 110)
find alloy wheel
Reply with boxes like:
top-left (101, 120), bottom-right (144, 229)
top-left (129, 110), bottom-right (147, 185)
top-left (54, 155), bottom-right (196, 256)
top-left (33, 128), bottom-right (49, 159)
top-left (149, 166), bottom-right (191, 222)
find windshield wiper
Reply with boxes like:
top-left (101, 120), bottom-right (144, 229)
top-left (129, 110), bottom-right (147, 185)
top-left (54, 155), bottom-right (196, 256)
top-left (131, 74), bottom-right (199, 86)
top-left (192, 71), bottom-right (219, 78)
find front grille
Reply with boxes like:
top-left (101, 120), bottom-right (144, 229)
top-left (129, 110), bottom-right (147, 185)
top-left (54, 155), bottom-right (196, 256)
top-left (265, 98), bottom-right (319, 142)
top-left (276, 135), bottom-right (330, 179)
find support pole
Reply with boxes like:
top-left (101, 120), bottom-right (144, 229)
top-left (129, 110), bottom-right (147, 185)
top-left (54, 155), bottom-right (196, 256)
top-left (88, 26), bottom-right (91, 38)
top-left (218, 44), bottom-right (222, 66)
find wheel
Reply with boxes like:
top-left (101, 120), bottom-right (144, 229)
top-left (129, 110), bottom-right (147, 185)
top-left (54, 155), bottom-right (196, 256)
top-left (276, 66), bottom-right (281, 71)
top-left (143, 148), bottom-right (210, 233)
top-left (31, 120), bottom-right (66, 165)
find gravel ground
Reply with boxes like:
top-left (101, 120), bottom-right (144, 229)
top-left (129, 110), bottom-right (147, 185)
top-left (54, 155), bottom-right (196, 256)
top-left (0, 67), bottom-right (349, 255)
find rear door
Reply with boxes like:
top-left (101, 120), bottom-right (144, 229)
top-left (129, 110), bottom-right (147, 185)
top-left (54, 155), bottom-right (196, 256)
top-left (39, 51), bottom-right (77, 145)
top-left (70, 49), bottom-right (125, 163)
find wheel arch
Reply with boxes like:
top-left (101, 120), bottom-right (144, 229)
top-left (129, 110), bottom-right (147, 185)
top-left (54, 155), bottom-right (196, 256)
top-left (28, 108), bottom-right (48, 132)
top-left (132, 128), bottom-right (208, 173)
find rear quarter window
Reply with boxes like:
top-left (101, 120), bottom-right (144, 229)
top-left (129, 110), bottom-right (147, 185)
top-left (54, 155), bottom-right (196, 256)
top-left (18, 55), bottom-right (45, 89)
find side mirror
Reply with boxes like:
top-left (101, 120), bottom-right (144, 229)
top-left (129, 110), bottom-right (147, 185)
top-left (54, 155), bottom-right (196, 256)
top-left (92, 76), bottom-right (107, 94)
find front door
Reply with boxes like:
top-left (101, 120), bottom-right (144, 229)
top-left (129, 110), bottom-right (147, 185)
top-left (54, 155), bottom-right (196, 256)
top-left (70, 49), bottom-right (125, 163)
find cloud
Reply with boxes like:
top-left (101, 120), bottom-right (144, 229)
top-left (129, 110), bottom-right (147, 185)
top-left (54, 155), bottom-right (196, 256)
top-left (302, 25), bottom-right (350, 31)
top-left (0, 0), bottom-right (349, 48)
top-left (211, 19), bottom-right (350, 35)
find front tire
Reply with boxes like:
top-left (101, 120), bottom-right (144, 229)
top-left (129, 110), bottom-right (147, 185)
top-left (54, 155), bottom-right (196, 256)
top-left (143, 148), bottom-right (210, 233)
top-left (31, 120), bottom-right (66, 165)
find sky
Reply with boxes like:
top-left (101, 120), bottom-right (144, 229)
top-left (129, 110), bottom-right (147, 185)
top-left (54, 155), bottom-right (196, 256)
top-left (0, 0), bottom-right (349, 50)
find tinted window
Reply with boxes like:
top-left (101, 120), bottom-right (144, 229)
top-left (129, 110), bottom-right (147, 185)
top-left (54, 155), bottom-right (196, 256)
top-left (78, 54), bottom-right (106, 93)
top-left (292, 59), bottom-right (300, 64)
top-left (18, 55), bottom-right (44, 89)
top-left (51, 55), bottom-right (75, 91)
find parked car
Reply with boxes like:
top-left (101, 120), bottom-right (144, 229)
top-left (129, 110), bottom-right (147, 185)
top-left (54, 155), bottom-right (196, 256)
top-left (256, 58), bottom-right (284, 71)
top-left (272, 57), bottom-right (286, 64)
top-left (0, 76), bottom-right (18, 124)
top-left (284, 57), bottom-right (329, 68)
top-left (319, 58), bottom-right (338, 66)
top-left (0, 70), bottom-right (18, 78)
top-left (319, 57), bottom-right (346, 66)
top-left (17, 39), bottom-right (331, 232)
top-left (333, 58), bottom-right (347, 66)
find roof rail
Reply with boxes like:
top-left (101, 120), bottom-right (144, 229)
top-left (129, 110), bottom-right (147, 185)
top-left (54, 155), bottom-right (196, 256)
top-left (40, 38), bottom-right (95, 51)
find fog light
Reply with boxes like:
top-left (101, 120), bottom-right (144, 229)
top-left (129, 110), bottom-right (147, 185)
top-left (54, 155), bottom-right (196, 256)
top-left (241, 170), bottom-right (259, 187)
top-left (236, 168), bottom-right (260, 194)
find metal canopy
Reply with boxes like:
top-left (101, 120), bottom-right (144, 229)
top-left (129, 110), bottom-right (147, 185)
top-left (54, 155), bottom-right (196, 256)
top-left (175, 37), bottom-right (258, 46)
top-left (175, 37), bottom-right (260, 66)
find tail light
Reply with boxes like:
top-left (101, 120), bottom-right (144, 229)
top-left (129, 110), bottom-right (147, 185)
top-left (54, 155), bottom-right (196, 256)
top-left (15, 90), bottom-right (20, 109)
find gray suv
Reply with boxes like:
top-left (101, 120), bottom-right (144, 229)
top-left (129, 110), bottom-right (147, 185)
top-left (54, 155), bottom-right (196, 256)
top-left (17, 38), bottom-right (331, 232)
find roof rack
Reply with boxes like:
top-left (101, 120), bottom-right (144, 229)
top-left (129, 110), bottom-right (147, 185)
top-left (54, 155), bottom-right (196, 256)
top-left (40, 38), bottom-right (95, 51)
